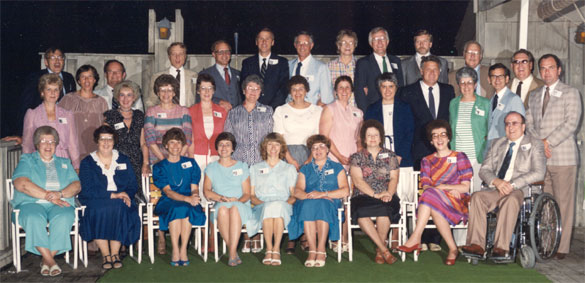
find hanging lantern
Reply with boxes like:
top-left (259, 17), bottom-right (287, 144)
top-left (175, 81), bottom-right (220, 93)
top-left (158, 17), bottom-right (171, 40)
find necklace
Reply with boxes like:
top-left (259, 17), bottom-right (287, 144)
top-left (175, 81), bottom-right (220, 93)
top-left (170, 161), bottom-right (184, 187)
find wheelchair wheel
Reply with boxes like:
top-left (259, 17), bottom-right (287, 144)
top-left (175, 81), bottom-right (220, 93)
top-left (529, 193), bottom-right (561, 262)
top-left (519, 246), bottom-right (536, 269)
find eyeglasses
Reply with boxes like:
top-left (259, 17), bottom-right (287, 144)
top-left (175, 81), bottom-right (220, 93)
top-left (40, 139), bottom-right (57, 145)
top-left (311, 144), bottom-right (328, 151)
top-left (159, 87), bottom-right (174, 93)
top-left (340, 41), bottom-right (355, 46)
top-left (512, 59), bottom-right (529, 65)
top-left (465, 50), bottom-right (480, 56)
top-left (490, 74), bottom-right (507, 80)
top-left (295, 41), bottom-right (311, 46)
top-left (505, 121), bottom-right (523, 127)
top-left (431, 132), bottom-right (448, 139)
top-left (48, 56), bottom-right (65, 61)
top-left (214, 50), bottom-right (231, 55)
top-left (372, 36), bottom-right (387, 42)
top-left (246, 86), bottom-right (261, 92)
top-left (99, 136), bottom-right (114, 142)
top-left (200, 86), bottom-right (214, 92)
top-left (458, 80), bottom-right (475, 86)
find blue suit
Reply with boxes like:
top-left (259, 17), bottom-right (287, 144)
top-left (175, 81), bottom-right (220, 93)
top-left (241, 54), bottom-right (289, 109)
top-left (200, 65), bottom-right (241, 107)
top-left (354, 53), bottom-right (404, 112)
top-left (288, 56), bottom-right (333, 104)
top-left (487, 87), bottom-right (525, 141)
top-left (364, 99), bottom-right (415, 167)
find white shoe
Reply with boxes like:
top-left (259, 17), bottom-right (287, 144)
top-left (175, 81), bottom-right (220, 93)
top-left (241, 240), bottom-right (251, 253)
top-left (421, 243), bottom-right (428, 251)
top-left (429, 243), bottom-right (442, 251)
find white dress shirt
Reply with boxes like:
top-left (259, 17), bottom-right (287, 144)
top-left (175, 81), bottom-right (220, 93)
top-left (504, 135), bottom-right (524, 182)
top-left (258, 53), bottom-right (271, 70)
top-left (415, 52), bottom-right (430, 69)
top-left (510, 74), bottom-right (535, 103)
top-left (420, 80), bottom-right (440, 117)
top-left (373, 53), bottom-right (393, 74)
top-left (292, 54), bottom-right (313, 76)
top-left (382, 103), bottom-right (394, 151)
top-left (169, 66), bottom-right (186, 106)
top-left (539, 80), bottom-right (559, 111)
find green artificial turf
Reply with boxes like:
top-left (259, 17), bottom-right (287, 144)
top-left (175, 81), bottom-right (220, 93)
top-left (99, 235), bottom-right (549, 282)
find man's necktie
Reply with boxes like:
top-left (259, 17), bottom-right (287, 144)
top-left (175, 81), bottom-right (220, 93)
top-left (428, 87), bottom-right (436, 119)
top-left (542, 87), bottom-right (550, 116)
top-left (515, 81), bottom-right (523, 97)
top-left (173, 69), bottom-right (181, 105)
top-left (295, 62), bottom-right (302, 77)
top-left (492, 95), bottom-right (498, 111)
top-left (382, 56), bottom-right (388, 73)
top-left (497, 142), bottom-right (516, 180)
top-left (260, 58), bottom-right (267, 80)
top-left (224, 67), bottom-right (231, 85)
top-left (112, 98), bottom-right (120, 110)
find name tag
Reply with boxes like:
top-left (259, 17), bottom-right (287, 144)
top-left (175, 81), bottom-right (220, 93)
top-left (117, 163), bottom-right (127, 170)
top-left (305, 75), bottom-right (314, 82)
top-left (352, 111), bottom-right (361, 117)
top-left (521, 143), bottom-right (531, 151)
top-left (259, 168), bottom-right (269, 174)
top-left (181, 161), bottom-right (192, 169)
top-left (192, 77), bottom-right (197, 83)
top-left (62, 164), bottom-right (68, 169)
top-left (269, 59), bottom-right (278, 65)
top-left (114, 122), bottom-right (125, 130)
top-left (324, 169), bottom-right (334, 176)
top-left (391, 63), bottom-right (398, 69)
top-left (58, 118), bottom-right (68, 124)
top-left (552, 90), bottom-right (562, 97)
top-left (257, 106), bottom-right (267, 112)
top-left (379, 153), bottom-right (389, 159)
top-left (157, 113), bottom-right (167, 118)
top-left (447, 157), bottom-right (457, 164)
top-left (232, 168), bottom-right (243, 176)
top-left (475, 108), bottom-right (485, 116)
top-left (497, 103), bottom-right (505, 111)
top-left (213, 111), bottom-right (222, 118)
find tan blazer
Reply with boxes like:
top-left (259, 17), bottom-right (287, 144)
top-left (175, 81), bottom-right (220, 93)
top-left (144, 68), bottom-right (198, 109)
top-left (449, 65), bottom-right (492, 99)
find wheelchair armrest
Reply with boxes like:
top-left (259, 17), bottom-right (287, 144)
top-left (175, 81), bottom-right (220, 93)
top-left (531, 181), bottom-right (544, 186)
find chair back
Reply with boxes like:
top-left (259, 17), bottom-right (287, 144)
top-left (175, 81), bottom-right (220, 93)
top-left (5, 179), bottom-right (13, 202)
top-left (142, 174), bottom-right (161, 205)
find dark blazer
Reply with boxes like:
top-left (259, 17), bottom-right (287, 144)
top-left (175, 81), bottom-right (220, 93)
top-left (19, 69), bottom-right (76, 134)
top-left (354, 53), bottom-right (404, 112)
top-left (240, 54), bottom-right (289, 109)
top-left (364, 99), bottom-right (415, 167)
top-left (200, 65), bottom-right (241, 107)
top-left (399, 80), bottom-right (455, 170)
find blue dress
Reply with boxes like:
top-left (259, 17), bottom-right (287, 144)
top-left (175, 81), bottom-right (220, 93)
top-left (79, 151), bottom-right (141, 246)
top-left (204, 161), bottom-right (252, 229)
top-left (287, 159), bottom-right (344, 241)
top-left (246, 160), bottom-right (297, 236)
top-left (153, 157), bottom-right (206, 231)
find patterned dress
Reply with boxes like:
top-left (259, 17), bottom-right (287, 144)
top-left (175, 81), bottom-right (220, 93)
top-left (419, 151), bottom-right (473, 225)
top-left (144, 104), bottom-right (192, 164)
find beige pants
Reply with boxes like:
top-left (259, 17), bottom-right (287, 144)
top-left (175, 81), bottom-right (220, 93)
top-left (544, 165), bottom-right (577, 254)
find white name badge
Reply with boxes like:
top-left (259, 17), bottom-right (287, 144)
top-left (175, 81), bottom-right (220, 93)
top-left (114, 122), bottom-right (125, 130)
top-left (58, 118), bottom-right (68, 124)
top-left (352, 111), bottom-right (361, 117)
top-left (269, 59), bottom-right (278, 65)
top-left (259, 168), bottom-right (269, 174)
top-left (181, 161), bottom-right (193, 169)
top-left (447, 157), bottom-right (457, 164)
top-left (62, 164), bottom-right (68, 169)
top-left (232, 168), bottom-right (243, 176)
top-left (521, 143), bottom-right (532, 151)
top-left (391, 63), bottom-right (398, 69)
top-left (475, 108), bottom-right (485, 116)
top-left (157, 113), bottom-right (167, 118)
top-left (257, 106), bottom-right (267, 112)
top-left (117, 163), bottom-right (127, 170)
top-left (213, 111), bottom-right (223, 118)
top-left (497, 103), bottom-right (505, 111)
top-left (552, 90), bottom-right (562, 97)
top-left (192, 77), bottom-right (197, 83)
top-left (324, 169), bottom-right (334, 176)
top-left (305, 75), bottom-right (314, 82)
top-left (379, 153), bottom-right (389, 159)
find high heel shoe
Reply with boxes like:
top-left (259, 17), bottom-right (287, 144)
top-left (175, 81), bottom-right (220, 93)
top-left (444, 250), bottom-right (458, 266)
top-left (382, 249), bottom-right (397, 265)
top-left (304, 251), bottom-right (316, 267)
top-left (314, 251), bottom-right (327, 267)
top-left (397, 243), bottom-right (421, 253)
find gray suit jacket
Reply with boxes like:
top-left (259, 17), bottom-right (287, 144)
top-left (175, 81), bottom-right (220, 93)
top-left (145, 68), bottom-right (198, 109)
top-left (449, 65), bottom-right (492, 99)
top-left (401, 55), bottom-right (449, 85)
top-left (479, 133), bottom-right (546, 194)
top-left (525, 81), bottom-right (583, 166)
top-left (199, 65), bottom-right (241, 107)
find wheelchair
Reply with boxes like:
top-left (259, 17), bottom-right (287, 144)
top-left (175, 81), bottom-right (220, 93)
top-left (462, 183), bottom-right (562, 269)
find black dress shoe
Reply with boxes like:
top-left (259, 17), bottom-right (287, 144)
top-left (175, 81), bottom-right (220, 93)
top-left (461, 244), bottom-right (485, 256)
top-left (554, 252), bottom-right (567, 260)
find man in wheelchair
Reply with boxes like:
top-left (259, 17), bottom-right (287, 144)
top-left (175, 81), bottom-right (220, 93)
top-left (462, 112), bottom-right (546, 259)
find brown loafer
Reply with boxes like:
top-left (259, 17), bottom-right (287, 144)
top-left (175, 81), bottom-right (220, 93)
top-left (374, 248), bottom-right (384, 264)
top-left (491, 247), bottom-right (508, 257)
top-left (461, 244), bottom-right (485, 256)
top-left (554, 252), bottom-right (567, 260)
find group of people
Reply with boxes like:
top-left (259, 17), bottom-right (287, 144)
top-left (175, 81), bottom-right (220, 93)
top-left (8, 25), bottom-right (581, 275)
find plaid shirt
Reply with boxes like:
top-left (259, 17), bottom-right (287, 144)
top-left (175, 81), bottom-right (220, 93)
top-left (327, 56), bottom-right (357, 106)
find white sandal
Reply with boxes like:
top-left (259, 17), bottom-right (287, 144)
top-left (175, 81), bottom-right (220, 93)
top-left (49, 264), bottom-right (62, 277)
top-left (315, 251), bottom-right (327, 267)
top-left (40, 262), bottom-right (50, 276)
top-left (271, 251), bottom-right (281, 266)
top-left (262, 251), bottom-right (273, 265)
top-left (305, 251), bottom-right (316, 267)
top-left (241, 240), bottom-right (251, 253)
top-left (251, 239), bottom-right (262, 253)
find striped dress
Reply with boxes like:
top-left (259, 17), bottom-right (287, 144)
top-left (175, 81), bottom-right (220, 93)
top-left (144, 104), bottom-right (192, 164)
top-left (454, 101), bottom-right (476, 161)
top-left (418, 151), bottom-right (473, 225)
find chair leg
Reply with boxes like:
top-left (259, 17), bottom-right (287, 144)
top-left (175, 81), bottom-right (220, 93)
top-left (214, 219), bottom-right (219, 263)
top-left (147, 206), bottom-right (155, 264)
top-left (12, 223), bottom-right (20, 273)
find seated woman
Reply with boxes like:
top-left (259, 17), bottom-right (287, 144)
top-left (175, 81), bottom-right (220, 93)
top-left (247, 133), bottom-right (297, 266)
top-left (11, 126), bottom-right (81, 276)
top-left (203, 132), bottom-right (253, 266)
top-left (79, 125), bottom-right (141, 270)
top-left (288, 134), bottom-right (349, 268)
top-left (153, 128), bottom-right (206, 266)
top-left (397, 120), bottom-right (472, 266)
top-left (349, 120), bottom-right (399, 264)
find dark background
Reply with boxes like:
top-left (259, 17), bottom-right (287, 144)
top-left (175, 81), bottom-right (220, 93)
top-left (1, 0), bottom-right (472, 137)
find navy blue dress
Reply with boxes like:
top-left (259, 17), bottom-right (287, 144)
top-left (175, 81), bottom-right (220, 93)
top-left (153, 156), bottom-right (206, 231)
top-left (79, 151), bottom-right (141, 246)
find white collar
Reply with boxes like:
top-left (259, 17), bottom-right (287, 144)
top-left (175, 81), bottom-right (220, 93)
top-left (90, 150), bottom-right (119, 191)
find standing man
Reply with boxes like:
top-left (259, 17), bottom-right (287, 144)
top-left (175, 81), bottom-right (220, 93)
top-left (240, 28), bottom-right (289, 109)
top-left (486, 63), bottom-right (525, 149)
top-left (525, 54), bottom-right (582, 260)
top-left (95, 60), bottom-right (143, 110)
top-left (448, 40), bottom-right (491, 98)
top-left (508, 49), bottom-right (544, 109)
top-left (19, 47), bottom-right (76, 134)
top-left (402, 29), bottom-right (449, 85)
top-left (288, 31), bottom-right (333, 105)
top-left (145, 42), bottom-right (198, 109)
top-left (200, 40), bottom-right (241, 112)
top-left (355, 27), bottom-right (404, 112)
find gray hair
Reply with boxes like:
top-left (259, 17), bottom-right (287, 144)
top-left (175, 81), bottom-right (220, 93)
top-left (113, 80), bottom-right (141, 104)
top-left (376, 72), bottom-right (398, 90)
top-left (463, 40), bottom-right (483, 57)
top-left (33, 126), bottom-right (59, 150)
top-left (455, 66), bottom-right (478, 84)
top-left (242, 74), bottom-right (264, 92)
top-left (294, 31), bottom-right (314, 45)
top-left (368, 27), bottom-right (389, 45)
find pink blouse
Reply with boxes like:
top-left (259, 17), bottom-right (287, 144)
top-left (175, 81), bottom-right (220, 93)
top-left (327, 100), bottom-right (363, 168)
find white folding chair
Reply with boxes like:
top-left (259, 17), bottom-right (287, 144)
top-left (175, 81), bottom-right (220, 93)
top-left (6, 179), bottom-right (87, 272)
top-left (142, 174), bottom-right (209, 264)
top-left (407, 171), bottom-right (471, 262)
